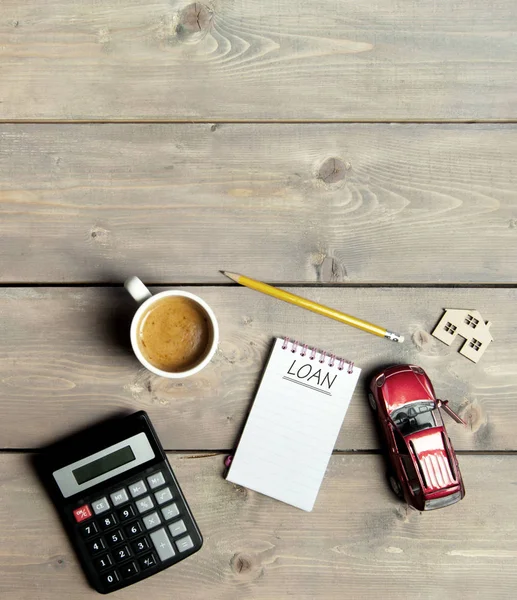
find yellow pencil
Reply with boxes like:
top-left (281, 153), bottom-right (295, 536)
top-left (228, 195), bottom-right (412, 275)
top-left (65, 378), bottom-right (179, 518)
top-left (222, 272), bottom-right (404, 343)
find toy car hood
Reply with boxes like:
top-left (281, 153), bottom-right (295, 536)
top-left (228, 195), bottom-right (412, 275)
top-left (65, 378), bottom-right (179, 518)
top-left (382, 367), bottom-right (435, 412)
top-left (406, 427), bottom-right (459, 492)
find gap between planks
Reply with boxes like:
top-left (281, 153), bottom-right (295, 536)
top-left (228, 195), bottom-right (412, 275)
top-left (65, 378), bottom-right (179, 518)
top-left (0, 283), bottom-right (517, 289)
top-left (2, 120), bottom-right (517, 125)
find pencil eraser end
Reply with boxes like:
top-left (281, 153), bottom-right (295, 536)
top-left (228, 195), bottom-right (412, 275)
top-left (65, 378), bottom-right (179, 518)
top-left (385, 331), bottom-right (404, 343)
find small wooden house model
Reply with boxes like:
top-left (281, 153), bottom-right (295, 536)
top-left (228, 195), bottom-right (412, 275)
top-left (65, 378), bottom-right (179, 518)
top-left (432, 309), bottom-right (493, 363)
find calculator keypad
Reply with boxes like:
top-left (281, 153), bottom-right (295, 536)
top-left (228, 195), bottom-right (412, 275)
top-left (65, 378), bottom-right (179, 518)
top-left (168, 519), bottom-right (186, 538)
top-left (120, 561), bottom-right (139, 579)
top-left (139, 553), bottom-right (157, 570)
top-left (73, 504), bottom-right (93, 523)
top-left (147, 472), bottom-right (165, 489)
top-left (129, 480), bottom-right (147, 498)
top-left (92, 497), bottom-right (110, 515)
top-left (161, 503), bottom-right (179, 521)
top-left (80, 521), bottom-right (99, 538)
top-left (95, 554), bottom-right (113, 571)
top-left (99, 513), bottom-right (118, 530)
top-left (143, 512), bottom-right (161, 531)
top-left (114, 545), bottom-right (132, 563)
top-left (87, 538), bottom-right (106, 555)
top-left (125, 521), bottom-right (143, 537)
top-left (106, 529), bottom-right (124, 546)
top-left (155, 487), bottom-right (173, 505)
top-left (136, 496), bottom-right (154, 514)
top-left (150, 528), bottom-right (175, 561)
top-left (176, 535), bottom-right (194, 553)
top-left (101, 570), bottom-right (120, 587)
top-left (118, 505), bottom-right (135, 521)
top-left (110, 488), bottom-right (129, 506)
top-left (132, 537), bottom-right (150, 554)
top-left (70, 467), bottom-right (201, 593)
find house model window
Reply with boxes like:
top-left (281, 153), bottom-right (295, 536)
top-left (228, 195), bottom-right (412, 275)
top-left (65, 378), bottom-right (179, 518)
top-left (469, 339), bottom-right (482, 351)
top-left (432, 309), bottom-right (493, 364)
top-left (464, 315), bottom-right (479, 328)
top-left (444, 322), bottom-right (457, 334)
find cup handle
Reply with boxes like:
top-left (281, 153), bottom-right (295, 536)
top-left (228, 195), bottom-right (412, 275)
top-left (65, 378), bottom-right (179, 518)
top-left (124, 276), bottom-right (152, 305)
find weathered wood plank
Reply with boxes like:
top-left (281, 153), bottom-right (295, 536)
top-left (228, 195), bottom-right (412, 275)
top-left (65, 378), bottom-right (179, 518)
top-left (1, 1), bottom-right (516, 120)
top-left (1, 124), bottom-right (517, 284)
top-left (0, 453), bottom-right (515, 600)
top-left (0, 287), bottom-right (512, 451)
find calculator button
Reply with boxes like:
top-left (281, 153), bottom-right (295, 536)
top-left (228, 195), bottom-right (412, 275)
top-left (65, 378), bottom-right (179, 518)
top-left (114, 545), bottom-right (132, 563)
top-left (136, 495), bottom-right (154, 514)
top-left (139, 553), bottom-right (157, 570)
top-left (131, 537), bottom-right (150, 554)
top-left (150, 528), bottom-right (175, 561)
top-left (92, 497), bottom-right (110, 515)
top-left (110, 488), bottom-right (129, 507)
top-left (125, 521), bottom-right (143, 538)
top-left (87, 537), bottom-right (106, 555)
top-left (176, 535), bottom-right (194, 553)
top-left (120, 561), bottom-right (139, 579)
top-left (73, 504), bottom-right (92, 523)
top-left (143, 512), bottom-right (161, 531)
top-left (99, 513), bottom-right (118, 531)
top-left (129, 480), bottom-right (147, 498)
top-left (168, 519), bottom-right (187, 538)
top-left (79, 521), bottom-right (99, 539)
top-left (106, 529), bottom-right (125, 546)
top-left (147, 471), bottom-right (166, 489)
top-left (100, 569), bottom-right (120, 587)
top-left (161, 503), bottom-right (179, 521)
top-left (154, 487), bottom-right (173, 505)
top-left (94, 554), bottom-right (113, 571)
top-left (117, 505), bottom-right (135, 521)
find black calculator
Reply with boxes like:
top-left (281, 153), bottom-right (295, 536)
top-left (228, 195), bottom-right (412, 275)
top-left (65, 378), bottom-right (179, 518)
top-left (35, 411), bottom-right (203, 594)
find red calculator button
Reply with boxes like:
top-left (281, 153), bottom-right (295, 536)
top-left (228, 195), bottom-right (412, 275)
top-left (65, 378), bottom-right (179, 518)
top-left (73, 504), bottom-right (93, 523)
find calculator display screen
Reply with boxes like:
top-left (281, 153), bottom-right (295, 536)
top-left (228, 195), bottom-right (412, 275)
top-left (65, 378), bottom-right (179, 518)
top-left (73, 446), bottom-right (136, 485)
top-left (53, 432), bottom-right (155, 498)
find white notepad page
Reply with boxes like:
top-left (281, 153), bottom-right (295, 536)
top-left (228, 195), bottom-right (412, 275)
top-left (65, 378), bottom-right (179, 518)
top-left (226, 337), bottom-right (361, 511)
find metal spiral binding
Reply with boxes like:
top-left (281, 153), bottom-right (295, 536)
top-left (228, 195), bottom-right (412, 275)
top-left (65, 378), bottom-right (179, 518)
top-left (281, 337), bottom-right (354, 373)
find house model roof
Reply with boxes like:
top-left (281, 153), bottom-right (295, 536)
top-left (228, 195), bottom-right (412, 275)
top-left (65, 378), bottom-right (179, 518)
top-left (441, 309), bottom-right (493, 340)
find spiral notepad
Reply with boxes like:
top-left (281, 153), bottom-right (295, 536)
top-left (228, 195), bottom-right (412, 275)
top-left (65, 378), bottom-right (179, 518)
top-left (226, 337), bottom-right (361, 511)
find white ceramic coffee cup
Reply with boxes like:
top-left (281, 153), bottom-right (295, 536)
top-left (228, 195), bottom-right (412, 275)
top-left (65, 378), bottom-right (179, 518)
top-left (124, 276), bottom-right (219, 378)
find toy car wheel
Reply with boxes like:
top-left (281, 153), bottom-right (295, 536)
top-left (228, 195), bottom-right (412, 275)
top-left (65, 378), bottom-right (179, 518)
top-left (368, 392), bottom-right (377, 411)
top-left (388, 473), bottom-right (403, 499)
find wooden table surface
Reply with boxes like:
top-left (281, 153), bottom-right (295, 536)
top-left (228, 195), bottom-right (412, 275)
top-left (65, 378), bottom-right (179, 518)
top-left (1, 2), bottom-right (516, 599)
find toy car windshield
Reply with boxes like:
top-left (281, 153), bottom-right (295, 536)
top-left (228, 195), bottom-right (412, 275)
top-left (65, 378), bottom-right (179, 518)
top-left (391, 400), bottom-right (438, 435)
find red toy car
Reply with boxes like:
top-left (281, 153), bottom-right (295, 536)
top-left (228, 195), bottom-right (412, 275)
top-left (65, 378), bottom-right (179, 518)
top-left (368, 364), bottom-right (466, 511)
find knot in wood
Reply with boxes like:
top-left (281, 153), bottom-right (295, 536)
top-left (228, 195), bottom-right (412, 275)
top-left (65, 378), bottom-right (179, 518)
top-left (231, 552), bottom-right (255, 575)
top-left (319, 256), bottom-right (347, 282)
top-left (412, 329), bottom-right (432, 350)
top-left (232, 483), bottom-right (249, 500)
top-left (89, 225), bottom-right (110, 246)
top-left (458, 400), bottom-right (485, 433)
top-left (318, 157), bottom-right (348, 185)
top-left (176, 3), bottom-right (213, 42)
top-left (51, 555), bottom-right (67, 569)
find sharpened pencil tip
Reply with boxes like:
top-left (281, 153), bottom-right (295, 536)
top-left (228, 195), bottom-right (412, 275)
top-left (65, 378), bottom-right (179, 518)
top-left (221, 271), bottom-right (240, 282)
